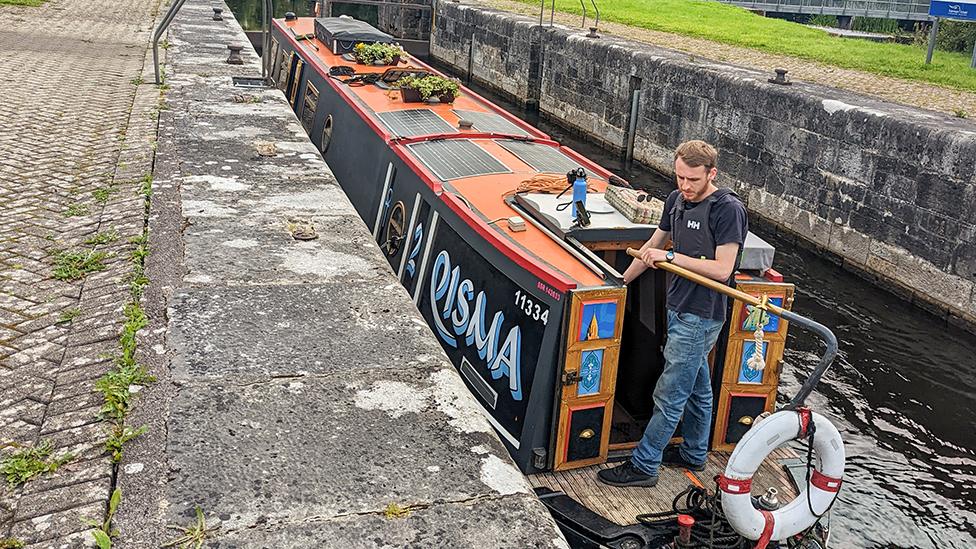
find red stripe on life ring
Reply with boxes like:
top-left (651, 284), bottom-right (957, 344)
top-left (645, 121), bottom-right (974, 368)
top-left (797, 407), bottom-right (812, 438)
top-left (753, 510), bottom-right (775, 549)
top-left (717, 474), bottom-right (752, 494)
top-left (811, 470), bottom-right (843, 492)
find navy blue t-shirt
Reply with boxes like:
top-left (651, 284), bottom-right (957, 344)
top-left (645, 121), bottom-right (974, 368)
top-left (658, 188), bottom-right (748, 321)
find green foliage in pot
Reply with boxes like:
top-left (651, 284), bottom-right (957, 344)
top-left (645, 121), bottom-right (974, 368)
top-left (395, 75), bottom-right (461, 100)
top-left (353, 42), bottom-right (404, 65)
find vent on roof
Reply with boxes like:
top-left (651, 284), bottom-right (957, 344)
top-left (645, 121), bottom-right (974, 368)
top-left (408, 140), bottom-right (511, 181)
top-left (452, 109), bottom-right (530, 136)
top-left (498, 140), bottom-right (582, 174)
top-left (377, 109), bottom-right (457, 138)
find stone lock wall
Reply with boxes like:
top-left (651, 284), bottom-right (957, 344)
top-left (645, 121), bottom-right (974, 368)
top-left (431, 1), bottom-right (976, 328)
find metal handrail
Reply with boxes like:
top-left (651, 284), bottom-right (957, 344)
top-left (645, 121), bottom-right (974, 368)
top-left (152, 0), bottom-right (189, 84)
top-left (263, 0), bottom-right (274, 81)
top-left (625, 248), bottom-right (838, 409)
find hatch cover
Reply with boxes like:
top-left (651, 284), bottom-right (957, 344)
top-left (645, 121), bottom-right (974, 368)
top-left (498, 140), bottom-right (583, 174)
top-left (408, 140), bottom-right (511, 181)
top-left (376, 109), bottom-right (457, 138)
top-left (452, 109), bottom-right (530, 136)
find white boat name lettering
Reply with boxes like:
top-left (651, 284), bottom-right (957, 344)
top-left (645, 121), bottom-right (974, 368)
top-left (430, 250), bottom-right (523, 401)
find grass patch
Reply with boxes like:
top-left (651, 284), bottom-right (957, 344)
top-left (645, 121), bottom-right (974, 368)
top-left (84, 230), bottom-right (120, 246)
top-left (163, 507), bottom-right (218, 548)
top-left (516, 0), bottom-right (976, 91)
top-left (57, 307), bottom-right (82, 325)
top-left (64, 203), bottom-right (90, 217)
top-left (1, 440), bottom-right (74, 488)
top-left (53, 250), bottom-right (109, 281)
top-left (0, 0), bottom-right (44, 5)
top-left (0, 539), bottom-right (25, 549)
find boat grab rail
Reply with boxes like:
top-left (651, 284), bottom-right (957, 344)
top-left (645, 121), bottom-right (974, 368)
top-left (625, 248), bottom-right (838, 410)
top-left (152, 0), bottom-right (274, 85)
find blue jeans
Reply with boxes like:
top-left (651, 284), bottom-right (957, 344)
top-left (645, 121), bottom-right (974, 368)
top-left (631, 309), bottom-right (725, 476)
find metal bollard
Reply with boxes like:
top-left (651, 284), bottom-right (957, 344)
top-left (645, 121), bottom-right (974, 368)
top-left (227, 44), bottom-right (245, 65)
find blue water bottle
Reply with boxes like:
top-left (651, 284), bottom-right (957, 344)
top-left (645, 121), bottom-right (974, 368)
top-left (571, 168), bottom-right (587, 220)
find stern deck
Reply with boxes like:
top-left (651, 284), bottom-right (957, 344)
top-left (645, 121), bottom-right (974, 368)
top-left (528, 447), bottom-right (800, 526)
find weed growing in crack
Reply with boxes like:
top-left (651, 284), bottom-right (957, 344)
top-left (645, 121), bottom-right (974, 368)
top-left (0, 440), bottom-right (74, 488)
top-left (92, 186), bottom-right (118, 204)
top-left (53, 250), bottom-right (109, 281)
top-left (163, 507), bottom-right (218, 549)
top-left (83, 487), bottom-right (121, 548)
top-left (131, 75), bottom-right (144, 86)
top-left (105, 425), bottom-right (148, 463)
top-left (64, 203), bottom-right (90, 217)
top-left (0, 538), bottom-right (25, 549)
top-left (84, 230), bottom-right (120, 246)
top-left (139, 174), bottom-right (153, 199)
top-left (57, 307), bottom-right (81, 325)
top-left (383, 502), bottom-right (411, 519)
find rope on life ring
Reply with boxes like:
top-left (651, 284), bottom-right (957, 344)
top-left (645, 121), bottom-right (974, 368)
top-left (718, 408), bottom-right (845, 548)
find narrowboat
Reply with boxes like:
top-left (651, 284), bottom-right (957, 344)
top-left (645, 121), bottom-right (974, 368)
top-left (268, 15), bottom-right (844, 549)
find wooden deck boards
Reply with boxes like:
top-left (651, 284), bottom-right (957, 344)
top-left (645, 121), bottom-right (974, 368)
top-left (528, 448), bottom-right (801, 526)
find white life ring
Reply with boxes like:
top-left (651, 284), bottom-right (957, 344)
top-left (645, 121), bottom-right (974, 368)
top-left (719, 409), bottom-right (845, 546)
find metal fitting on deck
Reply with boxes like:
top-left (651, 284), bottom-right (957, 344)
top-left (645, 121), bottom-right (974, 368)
top-left (212, 7), bottom-right (223, 20)
top-left (768, 68), bottom-right (792, 86)
top-left (226, 44), bottom-right (244, 65)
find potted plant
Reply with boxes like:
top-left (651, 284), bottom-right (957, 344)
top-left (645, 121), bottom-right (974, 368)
top-left (395, 75), bottom-right (461, 104)
top-left (353, 42), bottom-right (404, 66)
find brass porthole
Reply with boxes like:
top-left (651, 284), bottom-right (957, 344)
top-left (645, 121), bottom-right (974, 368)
top-left (384, 201), bottom-right (406, 256)
top-left (321, 114), bottom-right (334, 154)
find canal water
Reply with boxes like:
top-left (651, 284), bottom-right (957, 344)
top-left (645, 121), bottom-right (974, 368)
top-left (451, 79), bottom-right (976, 548)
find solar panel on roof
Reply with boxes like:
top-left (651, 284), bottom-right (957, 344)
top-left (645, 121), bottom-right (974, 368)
top-left (452, 109), bottom-right (530, 136)
top-left (408, 140), bottom-right (511, 181)
top-left (498, 140), bottom-right (582, 174)
top-left (376, 109), bottom-right (457, 138)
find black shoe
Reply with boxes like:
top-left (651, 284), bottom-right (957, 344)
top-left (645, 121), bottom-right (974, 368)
top-left (661, 445), bottom-right (705, 472)
top-left (597, 461), bottom-right (658, 487)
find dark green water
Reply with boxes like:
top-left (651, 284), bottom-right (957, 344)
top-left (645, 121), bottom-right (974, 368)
top-left (224, 0), bottom-right (312, 30)
top-left (224, 0), bottom-right (378, 30)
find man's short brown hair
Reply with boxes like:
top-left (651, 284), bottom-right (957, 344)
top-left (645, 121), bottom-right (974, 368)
top-left (674, 140), bottom-right (718, 171)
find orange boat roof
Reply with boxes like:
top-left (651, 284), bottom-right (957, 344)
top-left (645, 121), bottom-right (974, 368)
top-left (279, 18), bottom-right (619, 288)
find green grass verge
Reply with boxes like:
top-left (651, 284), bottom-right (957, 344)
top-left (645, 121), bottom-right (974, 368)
top-left (516, 0), bottom-right (976, 92)
top-left (0, 0), bottom-right (45, 6)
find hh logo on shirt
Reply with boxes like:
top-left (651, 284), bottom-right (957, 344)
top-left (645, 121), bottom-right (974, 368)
top-left (686, 220), bottom-right (701, 230)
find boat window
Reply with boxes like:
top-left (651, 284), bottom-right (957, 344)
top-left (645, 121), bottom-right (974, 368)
top-left (451, 109), bottom-right (530, 137)
top-left (407, 140), bottom-right (511, 181)
top-left (498, 140), bottom-right (583, 174)
top-left (376, 109), bottom-right (457, 138)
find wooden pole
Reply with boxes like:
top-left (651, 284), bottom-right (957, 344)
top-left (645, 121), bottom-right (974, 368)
top-left (625, 248), bottom-right (788, 316)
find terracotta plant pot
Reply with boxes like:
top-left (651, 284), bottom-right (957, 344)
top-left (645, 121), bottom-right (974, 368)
top-left (400, 87), bottom-right (424, 103)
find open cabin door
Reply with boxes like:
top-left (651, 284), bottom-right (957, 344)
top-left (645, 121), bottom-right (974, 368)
top-left (553, 287), bottom-right (627, 471)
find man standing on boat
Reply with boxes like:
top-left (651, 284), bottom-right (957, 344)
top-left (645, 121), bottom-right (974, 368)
top-left (598, 140), bottom-right (748, 487)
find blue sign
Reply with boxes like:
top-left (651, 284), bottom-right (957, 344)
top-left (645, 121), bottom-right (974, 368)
top-left (929, 0), bottom-right (976, 20)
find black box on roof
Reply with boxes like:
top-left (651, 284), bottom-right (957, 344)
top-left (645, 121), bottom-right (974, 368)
top-left (314, 17), bottom-right (394, 54)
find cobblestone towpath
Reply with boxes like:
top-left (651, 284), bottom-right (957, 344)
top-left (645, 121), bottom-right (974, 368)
top-left (0, 0), bottom-right (162, 545)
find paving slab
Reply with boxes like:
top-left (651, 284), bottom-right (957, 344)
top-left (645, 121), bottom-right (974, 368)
top-left (168, 282), bottom-right (444, 381)
top-left (165, 367), bottom-right (525, 530)
top-left (208, 495), bottom-right (568, 548)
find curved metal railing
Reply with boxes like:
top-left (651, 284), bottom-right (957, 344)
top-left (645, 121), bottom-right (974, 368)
top-left (625, 248), bottom-right (838, 409)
